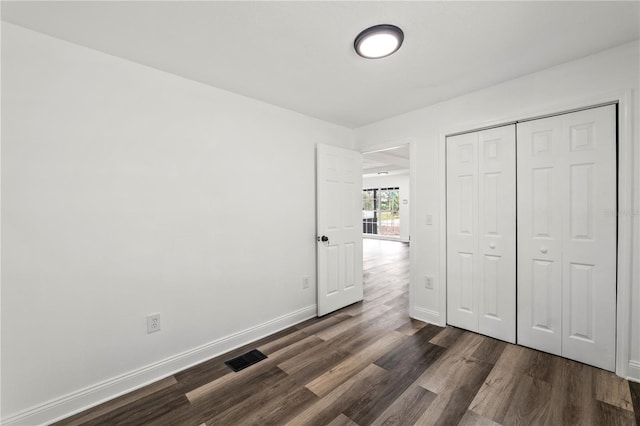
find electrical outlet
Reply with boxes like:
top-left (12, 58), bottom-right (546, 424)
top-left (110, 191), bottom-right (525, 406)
top-left (426, 215), bottom-right (433, 225)
top-left (147, 313), bottom-right (161, 333)
top-left (302, 276), bottom-right (310, 289)
top-left (425, 276), bottom-right (434, 289)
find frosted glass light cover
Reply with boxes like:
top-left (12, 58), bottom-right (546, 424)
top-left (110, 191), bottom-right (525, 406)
top-left (359, 34), bottom-right (399, 58)
top-left (354, 24), bottom-right (404, 59)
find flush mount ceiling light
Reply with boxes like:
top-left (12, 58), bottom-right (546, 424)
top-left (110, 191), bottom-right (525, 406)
top-left (354, 24), bottom-right (404, 59)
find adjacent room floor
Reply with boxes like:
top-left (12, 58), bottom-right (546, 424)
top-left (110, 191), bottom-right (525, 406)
top-left (56, 239), bottom-right (640, 425)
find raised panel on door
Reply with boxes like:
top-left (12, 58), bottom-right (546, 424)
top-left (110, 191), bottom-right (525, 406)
top-left (560, 105), bottom-right (616, 371)
top-left (477, 125), bottom-right (516, 343)
top-left (446, 132), bottom-right (478, 332)
top-left (517, 118), bottom-right (563, 356)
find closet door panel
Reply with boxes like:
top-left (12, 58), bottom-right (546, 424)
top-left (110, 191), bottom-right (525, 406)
top-left (446, 132), bottom-right (479, 332)
top-left (561, 106), bottom-right (616, 371)
top-left (517, 105), bottom-right (617, 371)
top-left (517, 118), bottom-right (563, 356)
top-left (477, 125), bottom-right (516, 343)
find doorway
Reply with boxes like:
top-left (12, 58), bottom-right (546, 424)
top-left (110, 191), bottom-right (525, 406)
top-left (362, 145), bottom-right (411, 243)
top-left (315, 142), bottom-right (414, 318)
top-left (361, 144), bottom-right (412, 315)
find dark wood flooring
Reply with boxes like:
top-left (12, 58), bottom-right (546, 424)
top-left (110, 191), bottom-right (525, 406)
top-left (56, 239), bottom-right (640, 425)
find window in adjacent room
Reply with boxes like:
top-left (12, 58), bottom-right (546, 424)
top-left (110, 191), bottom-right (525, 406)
top-left (362, 187), bottom-right (400, 236)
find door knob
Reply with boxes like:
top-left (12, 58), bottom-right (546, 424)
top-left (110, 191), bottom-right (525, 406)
top-left (318, 235), bottom-right (329, 243)
top-left (540, 246), bottom-right (548, 254)
top-left (489, 242), bottom-right (496, 249)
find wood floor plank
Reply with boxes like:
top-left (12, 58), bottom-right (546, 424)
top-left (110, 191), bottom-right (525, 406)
top-left (248, 386), bottom-right (319, 426)
top-left (593, 368), bottom-right (635, 412)
top-left (365, 286), bottom-right (403, 302)
top-left (305, 331), bottom-right (406, 397)
top-left (203, 373), bottom-right (298, 424)
top-left (523, 349), bottom-right (558, 384)
top-left (173, 356), bottom-right (237, 393)
top-left (414, 357), bottom-right (494, 425)
top-left (326, 413), bottom-right (359, 426)
top-left (489, 343), bottom-right (536, 373)
top-left (338, 291), bottom-right (402, 317)
top-left (370, 384), bottom-right (437, 426)
top-left (286, 363), bottom-right (390, 426)
top-left (472, 337), bottom-right (508, 365)
top-left (190, 366), bottom-right (288, 420)
top-left (374, 325), bottom-right (447, 382)
top-left (315, 303), bottom-right (393, 341)
top-left (279, 344), bottom-right (352, 386)
top-left (143, 401), bottom-right (206, 426)
top-left (415, 331), bottom-right (486, 393)
top-left (591, 400), bottom-right (637, 426)
top-left (294, 313), bottom-right (352, 336)
top-left (335, 300), bottom-right (367, 317)
top-left (541, 357), bottom-right (596, 425)
top-left (428, 325), bottom-right (465, 348)
top-left (458, 410), bottom-right (501, 426)
top-left (342, 372), bottom-right (415, 426)
top-left (394, 317), bottom-right (428, 336)
top-left (53, 376), bottom-right (178, 426)
top-left (328, 309), bottom-right (408, 355)
top-left (383, 291), bottom-right (409, 310)
top-left (69, 385), bottom-right (190, 426)
top-left (630, 380), bottom-right (640, 424)
top-left (469, 341), bottom-right (554, 423)
top-left (204, 375), bottom-right (318, 426)
top-left (469, 367), bottom-right (521, 423)
top-left (257, 329), bottom-right (313, 355)
top-left (277, 340), bottom-right (346, 375)
top-left (501, 374), bottom-right (553, 425)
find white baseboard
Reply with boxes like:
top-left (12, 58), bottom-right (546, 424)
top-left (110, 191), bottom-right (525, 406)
top-left (412, 306), bottom-right (443, 327)
top-left (628, 360), bottom-right (640, 383)
top-left (2, 305), bottom-right (317, 426)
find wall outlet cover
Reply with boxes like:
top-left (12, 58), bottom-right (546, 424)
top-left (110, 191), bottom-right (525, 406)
top-left (147, 313), bottom-right (161, 333)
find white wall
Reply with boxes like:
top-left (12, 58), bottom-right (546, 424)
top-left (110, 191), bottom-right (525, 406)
top-left (354, 40), bottom-right (640, 382)
top-left (1, 23), bottom-right (353, 423)
top-left (362, 173), bottom-right (410, 242)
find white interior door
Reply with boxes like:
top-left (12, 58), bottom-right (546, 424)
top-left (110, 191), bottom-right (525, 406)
top-left (561, 106), bottom-right (617, 370)
top-left (446, 125), bottom-right (516, 343)
top-left (477, 126), bottom-right (516, 343)
top-left (446, 132), bottom-right (479, 332)
top-left (316, 144), bottom-right (363, 317)
top-left (517, 116), bottom-right (564, 356)
top-left (517, 105), bottom-right (617, 371)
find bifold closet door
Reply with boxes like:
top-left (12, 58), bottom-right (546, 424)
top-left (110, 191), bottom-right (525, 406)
top-left (447, 125), bottom-right (516, 343)
top-left (517, 105), bottom-right (617, 371)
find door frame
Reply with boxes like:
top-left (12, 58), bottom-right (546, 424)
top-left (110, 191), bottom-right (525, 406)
top-left (361, 138), bottom-right (417, 318)
top-left (437, 89), bottom-right (634, 379)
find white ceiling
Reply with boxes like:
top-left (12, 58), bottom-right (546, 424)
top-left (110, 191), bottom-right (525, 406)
top-left (363, 145), bottom-right (410, 176)
top-left (2, 1), bottom-right (639, 128)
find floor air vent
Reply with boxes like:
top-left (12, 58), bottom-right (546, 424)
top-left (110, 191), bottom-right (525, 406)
top-left (224, 349), bottom-right (268, 372)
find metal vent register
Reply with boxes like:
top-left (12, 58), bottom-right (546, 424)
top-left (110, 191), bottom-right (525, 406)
top-left (224, 349), bottom-right (267, 372)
